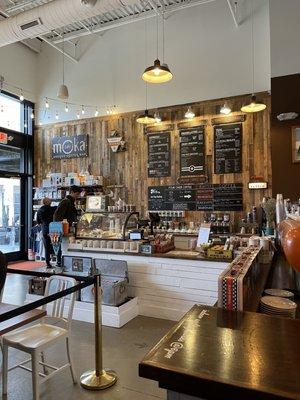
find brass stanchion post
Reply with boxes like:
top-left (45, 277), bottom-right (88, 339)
top-left (80, 275), bottom-right (117, 390)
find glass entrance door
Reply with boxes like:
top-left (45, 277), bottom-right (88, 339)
top-left (0, 177), bottom-right (22, 256)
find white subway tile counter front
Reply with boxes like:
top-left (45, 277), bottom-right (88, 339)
top-left (65, 249), bottom-right (228, 321)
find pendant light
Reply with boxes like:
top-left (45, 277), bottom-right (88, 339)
top-left (241, 0), bottom-right (266, 113)
top-left (136, 83), bottom-right (155, 124)
top-left (137, 10), bottom-right (155, 124)
top-left (57, 36), bottom-right (69, 100)
top-left (220, 103), bottom-right (231, 115)
top-left (142, 7), bottom-right (172, 84)
top-left (185, 107), bottom-right (195, 120)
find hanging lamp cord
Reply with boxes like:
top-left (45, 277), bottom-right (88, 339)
top-left (156, 5), bottom-right (159, 59)
top-left (145, 8), bottom-right (148, 110)
top-left (62, 36), bottom-right (65, 85)
top-left (251, 0), bottom-right (254, 95)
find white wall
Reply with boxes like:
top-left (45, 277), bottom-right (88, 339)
top-left (269, 0), bottom-right (300, 78)
top-left (0, 42), bottom-right (37, 102)
top-left (36, 0), bottom-right (271, 124)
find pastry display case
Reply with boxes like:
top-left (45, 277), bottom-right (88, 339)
top-left (75, 211), bottom-right (139, 241)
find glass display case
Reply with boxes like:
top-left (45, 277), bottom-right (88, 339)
top-left (75, 211), bottom-right (139, 241)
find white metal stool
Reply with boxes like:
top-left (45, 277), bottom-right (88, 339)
top-left (2, 275), bottom-right (77, 400)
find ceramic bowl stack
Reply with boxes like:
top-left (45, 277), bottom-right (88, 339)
top-left (260, 295), bottom-right (297, 318)
top-left (264, 288), bottom-right (294, 299)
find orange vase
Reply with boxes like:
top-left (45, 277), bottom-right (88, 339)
top-left (278, 219), bottom-right (300, 272)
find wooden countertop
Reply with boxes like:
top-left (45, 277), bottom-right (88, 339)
top-left (67, 248), bottom-right (230, 263)
top-left (139, 304), bottom-right (300, 400)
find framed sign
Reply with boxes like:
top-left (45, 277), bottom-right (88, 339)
top-left (52, 134), bottom-right (89, 159)
top-left (214, 123), bottom-right (242, 174)
top-left (179, 127), bottom-right (205, 176)
top-left (292, 126), bottom-right (300, 163)
top-left (147, 132), bottom-right (171, 177)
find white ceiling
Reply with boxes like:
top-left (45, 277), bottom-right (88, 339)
top-left (0, 0), bottom-right (241, 60)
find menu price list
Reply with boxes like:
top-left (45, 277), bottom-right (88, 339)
top-left (180, 127), bottom-right (205, 176)
top-left (214, 123), bottom-right (242, 174)
top-left (148, 183), bottom-right (243, 211)
top-left (148, 132), bottom-right (171, 178)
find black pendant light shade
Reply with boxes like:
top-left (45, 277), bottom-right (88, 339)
top-left (241, 94), bottom-right (266, 113)
top-left (142, 59), bottom-right (173, 84)
top-left (136, 109), bottom-right (156, 124)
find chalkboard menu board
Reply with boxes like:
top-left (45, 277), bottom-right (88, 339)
top-left (214, 123), bottom-right (242, 174)
top-left (148, 132), bottom-right (171, 178)
top-left (179, 127), bottom-right (205, 176)
top-left (213, 183), bottom-right (243, 211)
top-left (148, 183), bottom-right (243, 211)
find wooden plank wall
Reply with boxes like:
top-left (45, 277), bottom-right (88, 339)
top-left (35, 92), bottom-right (272, 223)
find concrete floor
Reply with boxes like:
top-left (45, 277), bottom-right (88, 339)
top-left (1, 274), bottom-right (174, 400)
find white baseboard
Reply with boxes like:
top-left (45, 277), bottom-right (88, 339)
top-left (25, 294), bottom-right (139, 328)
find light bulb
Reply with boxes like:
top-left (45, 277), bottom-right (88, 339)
top-left (55, 112), bottom-right (59, 120)
top-left (65, 103), bottom-right (69, 113)
top-left (184, 108), bottom-right (195, 119)
top-left (220, 104), bottom-right (231, 115)
top-left (95, 108), bottom-right (99, 117)
top-left (19, 91), bottom-right (24, 102)
top-left (81, 105), bottom-right (85, 115)
top-left (30, 111), bottom-right (34, 119)
top-left (154, 68), bottom-right (161, 76)
top-left (154, 113), bottom-right (162, 124)
top-left (45, 98), bottom-right (49, 108)
top-left (77, 111), bottom-right (80, 119)
top-left (24, 123), bottom-right (28, 128)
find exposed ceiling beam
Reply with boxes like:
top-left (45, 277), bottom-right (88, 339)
top-left (52, 0), bottom-right (218, 44)
top-left (39, 35), bottom-right (79, 63)
top-left (5, 0), bottom-right (40, 14)
top-left (227, 0), bottom-right (239, 27)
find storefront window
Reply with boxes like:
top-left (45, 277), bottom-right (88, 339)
top-left (0, 145), bottom-right (24, 173)
top-left (0, 177), bottom-right (21, 254)
top-left (0, 93), bottom-right (21, 132)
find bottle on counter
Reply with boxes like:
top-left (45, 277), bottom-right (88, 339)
top-left (62, 219), bottom-right (69, 236)
top-left (276, 194), bottom-right (285, 225)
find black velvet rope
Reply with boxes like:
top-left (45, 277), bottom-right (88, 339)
top-left (0, 268), bottom-right (96, 323)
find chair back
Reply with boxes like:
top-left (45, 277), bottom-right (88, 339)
top-left (43, 276), bottom-right (77, 330)
top-left (0, 251), bottom-right (7, 301)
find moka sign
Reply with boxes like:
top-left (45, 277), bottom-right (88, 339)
top-left (52, 135), bottom-right (89, 159)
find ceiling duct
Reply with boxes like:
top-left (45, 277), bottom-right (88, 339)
top-left (0, 0), bottom-right (137, 48)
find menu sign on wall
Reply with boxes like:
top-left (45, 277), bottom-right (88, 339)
top-left (148, 132), bottom-right (171, 177)
top-left (148, 183), bottom-right (243, 211)
top-left (179, 127), bottom-right (205, 176)
top-left (52, 134), bottom-right (89, 159)
top-left (214, 123), bottom-right (242, 174)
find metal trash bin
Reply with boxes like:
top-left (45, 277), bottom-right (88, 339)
top-left (81, 258), bottom-right (129, 306)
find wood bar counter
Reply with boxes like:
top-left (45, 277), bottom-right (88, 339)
top-left (139, 305), bottom-right (300, 400)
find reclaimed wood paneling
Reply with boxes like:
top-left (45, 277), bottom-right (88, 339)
top-left (35, 93), bottom-right (272, 223)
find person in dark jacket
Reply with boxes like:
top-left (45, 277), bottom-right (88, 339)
top-left (53, 185), bottom-right (81, 267)
top-left (53, 185), bottom-right (81, 225)
top-left (36, 197), bottom-right (56, 268)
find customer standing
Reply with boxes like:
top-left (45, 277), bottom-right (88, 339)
top-left (53, 185), bottom-right (82, 267)
top-left (36, 198), bottom-right (56, 268)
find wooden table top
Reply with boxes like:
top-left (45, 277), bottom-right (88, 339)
top-left (0, 303), bottom-right (46, 335)
top-left (139, 305), bottom-right (300, 400)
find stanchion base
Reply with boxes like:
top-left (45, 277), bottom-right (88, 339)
top-left (80, 369), bottom-right (117, 390)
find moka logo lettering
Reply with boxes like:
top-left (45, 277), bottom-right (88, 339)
top-left (52, 135), bottom-right (88, 159)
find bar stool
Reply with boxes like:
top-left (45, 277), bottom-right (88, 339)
top-left (2, 276), bottom-right (77, 400)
